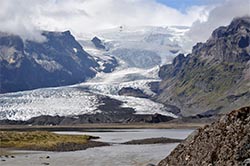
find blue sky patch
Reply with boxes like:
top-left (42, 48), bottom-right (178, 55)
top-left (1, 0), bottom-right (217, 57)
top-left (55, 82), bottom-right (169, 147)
top-left (156, 0), bottom-right (218, 12)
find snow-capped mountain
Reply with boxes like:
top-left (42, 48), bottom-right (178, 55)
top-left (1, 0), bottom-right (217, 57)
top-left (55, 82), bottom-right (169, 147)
top-left (80, 25), bottom-right (191, 68)
top-left (0, 31), bottom-right (99, 93)
top-left (0, 25), bottom-right (190, 122)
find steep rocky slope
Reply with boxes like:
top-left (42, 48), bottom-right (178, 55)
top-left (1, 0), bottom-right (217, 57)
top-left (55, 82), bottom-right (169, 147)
top-left (158, 106), bottom-right (250, 166)
top-left (0, 31), bottom-right (99, 93)
top-left (157, 17), bottom-right (250, 116)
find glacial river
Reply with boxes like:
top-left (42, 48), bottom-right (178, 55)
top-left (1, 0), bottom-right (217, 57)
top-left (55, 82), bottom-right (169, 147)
top-left (1, 129), bottom-right (194, 166)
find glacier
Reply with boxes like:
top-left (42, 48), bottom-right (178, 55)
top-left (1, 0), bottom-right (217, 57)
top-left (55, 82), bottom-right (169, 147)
top-left (0, 26), bottom-right (190, 121)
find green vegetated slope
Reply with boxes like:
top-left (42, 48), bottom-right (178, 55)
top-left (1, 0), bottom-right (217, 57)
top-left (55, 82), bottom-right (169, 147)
top-left (157, 17), bottom-right (250, 116)
top-left (0, 131), bottom-right (101, 151)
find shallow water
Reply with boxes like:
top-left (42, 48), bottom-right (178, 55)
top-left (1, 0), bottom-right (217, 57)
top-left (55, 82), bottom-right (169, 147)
top-left (1, 129), bottom-right (194, 166)
top-left (54, 129), bottom-right (193, 143)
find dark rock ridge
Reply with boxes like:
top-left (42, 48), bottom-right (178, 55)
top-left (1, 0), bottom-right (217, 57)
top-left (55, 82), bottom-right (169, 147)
top-left (0, 96), bottom-right (174, 125)
top-left (117, 87), bottom-right (182, 115)
top-left (158, 106), bottom-right (250, 166)
top-left (0, 113), bottom-right (174, 125)
top-left (91, 36), bottom-right (106, 50)
top-left (122, 137), bottom-right (183, 145)
top-left (0, 31), bottom-right (99, 93)
top-left (157, 17), bottom-right (250, 116)
top-left (118, 87), bottom-right (149, 98)
top-left (99, 56), bottom-right (118, 73)
top-left (21, 113), bottom-right (173, 125)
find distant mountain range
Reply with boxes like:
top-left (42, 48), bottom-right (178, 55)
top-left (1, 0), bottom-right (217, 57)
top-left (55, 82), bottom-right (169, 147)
top-left (0, 17), bottom-right (249, 123)
top-left (157, 16), bottom-right (250, 116)
top-left (0, 25), bottom-right (188, 93)
top-left (0, 26), bottom-right (187, 122)
top-left (0, 31), bottom-right (99, 93)
top-left (80, 25), bottom-right (190, 69)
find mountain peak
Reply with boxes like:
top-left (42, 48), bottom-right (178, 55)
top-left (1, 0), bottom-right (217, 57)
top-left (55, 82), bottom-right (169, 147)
top-left (91, 36), bottom-right (106, 49)
top-left (0, 30), bottom-right (98, 93)
top-left (157, 17), bottom-right (250, 116)
top-left (193, 16), bottom-right (250, 63)
top-left (229, 16), bottom-right (250, 32)
top-left (211, 16), bottom-right (250, 39)
top-left (62, 30), bottom-right (71, 35)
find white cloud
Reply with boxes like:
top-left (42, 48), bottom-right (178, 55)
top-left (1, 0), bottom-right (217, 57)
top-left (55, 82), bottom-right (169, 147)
top-left (186, 0), bottom-right (250, 43)
top-left (0, 0), bottom-right (46, 42)
top-left (1, 0), bottom-right (248, 42)
top-left (0, 0), bottom-right (209, 41)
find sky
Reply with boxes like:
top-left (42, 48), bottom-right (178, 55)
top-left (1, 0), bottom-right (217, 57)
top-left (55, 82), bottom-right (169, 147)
top-left (0, 0), bottom-right (249, 43)
top-left (156, 0), bottom-right (216, 12)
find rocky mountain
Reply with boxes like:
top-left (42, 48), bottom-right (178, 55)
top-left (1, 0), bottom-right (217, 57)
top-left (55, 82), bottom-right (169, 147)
top-left (118, 87), bottom-right (149, 98)
top-left (0, 31), bottom-right (99, 93)
top-left (80, 36), bottom-right (118, 73)
top-left (158, 106), bottom-right (250, 166)
top-left (91, 36), bottom-right (106, 50)
top-left (0, 25), bottom-right (191, 122)
top-left (157, 16), bottom-right (250, 116)
top-left (94, 25), bottom-right (190, 66)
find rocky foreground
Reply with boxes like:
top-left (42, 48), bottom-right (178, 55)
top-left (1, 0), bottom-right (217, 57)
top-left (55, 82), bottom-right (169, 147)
top-left (158, 106), bottom-right (250, 166)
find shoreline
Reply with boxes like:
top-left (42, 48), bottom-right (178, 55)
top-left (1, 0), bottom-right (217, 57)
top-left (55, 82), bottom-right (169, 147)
top-left (0, 131), bottom-right (109, 153)
top-left (0, 127), bottom-right (194, 165)
top-left (0, 122), bottom-right (207, 131)
top-left (0, 140), bottom-right (109, 154)
top-left (0, 123), bottom-right (199, 154)
top-left (122, 137), bottom-right (183, 145)
top-left (0, 136), bottom-right (182, 154)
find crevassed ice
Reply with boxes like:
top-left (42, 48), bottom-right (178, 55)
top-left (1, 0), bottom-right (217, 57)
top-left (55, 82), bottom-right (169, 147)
top-left (0, 26), bottom-right (189, 120)
top-left (0, 87), bottom-right (100, 121)
top-left (110, 95), bottom-right (177, 118)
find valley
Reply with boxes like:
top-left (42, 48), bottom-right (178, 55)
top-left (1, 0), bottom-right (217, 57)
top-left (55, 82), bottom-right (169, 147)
top-left (0, 26), bottom-right (188, 123)
top-left (0, 1), bottom-right (249, 164)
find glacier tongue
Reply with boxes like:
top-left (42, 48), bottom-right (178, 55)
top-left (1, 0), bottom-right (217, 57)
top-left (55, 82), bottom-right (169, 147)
top-left (110, 95), bottom-right (177, 118)
top-left (0, 26), bottom-right (191, 121)
top-left (0, 88), bottom-right (100, 121)
top-left (0, 64), bottom-right (177, 121)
